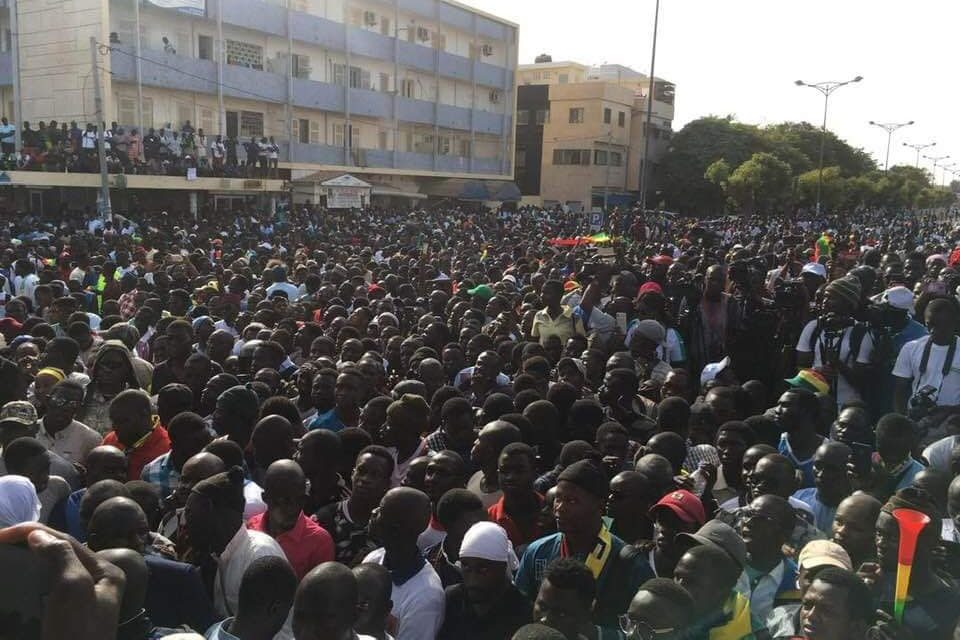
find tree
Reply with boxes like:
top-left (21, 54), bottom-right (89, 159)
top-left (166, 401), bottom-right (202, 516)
top-left (761, 122), bottom-right (876, 176)
top-left (725, 152), bottom-right (793, 214)
top-left (797, 166), bottom-right (846, 211)
top-left (704, 158), bottom-right (731, 188)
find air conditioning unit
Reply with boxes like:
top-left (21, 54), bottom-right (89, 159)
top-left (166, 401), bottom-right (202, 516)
top-left (489, 89), bottom-right (501, 104)
top-left (481, 44), bottom-right (493, 56)
top-left (416, 27), bottom-right (430, 42)
top-left (363, 11), bottom-right (377, 26)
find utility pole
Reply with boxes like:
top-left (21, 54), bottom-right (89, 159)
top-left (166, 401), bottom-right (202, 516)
top-left (604, 131), bottom-right (612, 212)
top-left (638, 0), bottom-right (660, 214)
top-left (89, 37), bottom-right (112, 222)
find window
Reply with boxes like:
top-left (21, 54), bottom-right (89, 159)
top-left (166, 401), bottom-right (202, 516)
top-left (117, 97), bottom-right (137, 126)
top-left (380, 16), bottom-right (391, 36)
top-left (568, 108), bottom-right (584, 124)
top-left (176, 103), bottom-right (193, 130)
top-left (594, 149), bottom-right (608, 165)
top-left (298, 118), bottom-right (310, 144)
top-left (142, 97), bottom-right (154, 129)
top-left (197, 35), bottom-right (213, 61)
top-left (515, 147), bottom-right (526, 168)
top-left (438, 135), bottom-right (451, 155)
top-left (516, 110), bottom-right (529, 125)
top-left (610, 151), bottom-right (623, 166)
top-left (414, 133), bottom-right (434, 154)
top-left (459, 139), bottom-right (471, 157)
top-left (199, 107), bottom-right (215, 134)
top-left (400, 78), bottom-right (415, 98)
top-left (332, 63), bottom-right (346, 86)
top-left (378, 130), bottom-right (388, 150)
top-left (379, 73), bottom-right (391, 93)
top-left (536, 109), bottom-right (549, 125)
top-left (333, 123), bottom-right (345, 147)
top-left (351, 126), bottom-right (360, 149)
top-left (618, 111), bottom-right (625, 127)
top-left (349, 66), bottom-right (370, 89)
top-left (292, 54), bottom-right (311, 79)
top-left (239, 111), bottom-right (263, 138)
top-left (542, 71), bottom-right (552, 79)
top-left (553, 149), bottom-right (590, 165)
top-left (226, 40), bottom-right (263, 69)
top-left (603, 108), bottom-right (611, 124)
top-left (559, 73), bottom-right (569, 84)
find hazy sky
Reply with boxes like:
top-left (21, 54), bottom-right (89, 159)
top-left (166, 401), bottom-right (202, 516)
top-left (475, 0), bottom-right (960, 180)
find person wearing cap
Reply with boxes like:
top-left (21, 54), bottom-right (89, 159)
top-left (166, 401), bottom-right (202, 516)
top-left (624, 319), bottom-right (671, 384)
top-left (796, 275), bottom-right (874, 410)
top-left (515, 459), bottom-right (654, 628)
top-left (635, 280), bottom-right (687, 368)
top-left (893, 298), bottom-right (960, 435)
top-left (642, 489), bottom-right (706, 578)
top-left (673, 543), bottom-right (757, 640)
top-left (438, 521), bottom-right (531, 640)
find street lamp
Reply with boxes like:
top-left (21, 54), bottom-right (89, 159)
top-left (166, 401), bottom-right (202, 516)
top-left (795, 75), bottom-right (863, 215)
top-left (638, 0), bottom-right (661, 214)
top-left (924, 154), bottom-right (950, 185)
top-left (940, 163), bottom-right (957, 189)
top-left (903, 141), bottom-right (936, 168)
top-left (868, 120), bottom-right (913, 171)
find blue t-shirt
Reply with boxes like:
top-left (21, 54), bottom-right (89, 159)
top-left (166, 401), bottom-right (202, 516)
top-left (306, 408), bottom-right (347, 432)
top-left (779, 433), bottom-right (826, 489)
top-left (793, 487), bottom-right (837, 532)
top-left (894, 319), bottom-right (929, 354)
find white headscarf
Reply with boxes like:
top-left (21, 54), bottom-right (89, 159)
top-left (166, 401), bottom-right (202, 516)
top-left (0, 475), bottom-right (41, 527)
top-left (459, 521), bottom-right (519, 573)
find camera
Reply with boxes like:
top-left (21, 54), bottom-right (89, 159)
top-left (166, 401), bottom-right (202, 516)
top-left (908, 384), bottom-right (938, 420)
top-left (773, 278), bottom-right (805, 309)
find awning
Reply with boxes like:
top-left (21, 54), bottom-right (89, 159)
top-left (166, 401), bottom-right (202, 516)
top-left (422, 178), bottom-right (522, 202)
top-left (369, 183), bottom-right (427, 200)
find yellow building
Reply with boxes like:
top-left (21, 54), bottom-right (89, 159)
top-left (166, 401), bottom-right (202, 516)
top-left (515, 57), bottom-right (674, 211)
top-left (0, 0), bottom-right (519, 212)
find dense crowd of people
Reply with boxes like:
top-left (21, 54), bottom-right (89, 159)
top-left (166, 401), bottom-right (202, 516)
top-left (0, 201), bottom-right (960, 640)
top-left (0, 118), bottom-right (280, 178)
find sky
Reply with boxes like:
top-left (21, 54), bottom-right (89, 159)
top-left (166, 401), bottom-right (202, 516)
top-left (474, 0), bottom-right (960, 181)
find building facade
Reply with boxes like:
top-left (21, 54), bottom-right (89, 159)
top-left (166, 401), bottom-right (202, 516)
top-left (0, 0), bottom-right (518, 208)
top-left (515, 58), bottom-right (674, 211)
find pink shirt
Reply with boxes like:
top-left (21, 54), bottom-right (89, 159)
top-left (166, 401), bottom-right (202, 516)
top-left (247, 511), bottom-right (334, 580)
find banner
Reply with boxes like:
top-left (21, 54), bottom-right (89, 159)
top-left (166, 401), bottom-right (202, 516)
top-left (327, 187), bottom-right (363, 209)
top-left (146, 0), bottom-right (206, 16)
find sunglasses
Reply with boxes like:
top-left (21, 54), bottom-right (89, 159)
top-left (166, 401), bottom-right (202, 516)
top-left (619, 614), bottom-right (676, 640)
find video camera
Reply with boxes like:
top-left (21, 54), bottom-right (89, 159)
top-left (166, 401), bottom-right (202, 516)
top-left (773, 278), bottom-right (806, 309)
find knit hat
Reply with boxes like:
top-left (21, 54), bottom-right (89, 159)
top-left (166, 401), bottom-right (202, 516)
top-left (191, 466), bottom-right (246, 513)
top-left (557, 459), bottom-right (608, 500)
top-left (386, 394), bottom-right (430, 429)
top-left (459, 521), bottom-right (519, 571)
top-left (216, 385), bottom-right (260, 422)
top-left (467, 284), bottom-right (494, 301)
top-left (785, 369), bottom-right (830, 395)
top-left (825, 276), bottom-right (862, 308)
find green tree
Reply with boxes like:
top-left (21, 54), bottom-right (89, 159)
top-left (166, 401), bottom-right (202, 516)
top-left (726, 152), bottom-right (793, 213)
top-left (761, 122), bottom-right (876, 176)
top-left (797, 166), bottom-right (845, 210)
top-left (704, 158), bottom-right (731, 188)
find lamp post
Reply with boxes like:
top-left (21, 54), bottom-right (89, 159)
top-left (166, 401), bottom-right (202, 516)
top-left (903, 141), bottom-right (936, 168)
top-left (940, 164), bottom-right (956, 189)
top-left (868, 120), bottom-right (913, 171)
top-left (924, 154), bottom-right (950, 186)
top-left (638, 0), bottom-right (660, 214)
top-left (795, 75), bottom-right (863, 215)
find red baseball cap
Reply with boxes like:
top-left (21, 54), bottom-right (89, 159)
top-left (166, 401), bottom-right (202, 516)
top-left (637, 282), bottom-right (664, 297)
top-left (648, 255), bottom-right (674, 266)
top-left (650, 490), bottom-right (706, 525)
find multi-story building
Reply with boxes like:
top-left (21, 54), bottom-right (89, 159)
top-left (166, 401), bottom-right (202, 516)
top-left (514, 56), bottom-right (674, 211)
top-left (0, 0), bottom-right (518, 213)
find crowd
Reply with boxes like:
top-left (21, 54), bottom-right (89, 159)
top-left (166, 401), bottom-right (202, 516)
top-left (0, 118), bottom-right (281, 178)
top-left (0, 201), bottom-right (959, 640)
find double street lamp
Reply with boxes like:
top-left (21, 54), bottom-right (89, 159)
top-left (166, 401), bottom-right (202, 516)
top-left (903, 141), bottom-right (936, 168)
top-left (924, 154), bottom-right (951, 186)
top-left (868, 120), bottom-right (913, 171)
top-left (795, 75), bottom-right (863, 215)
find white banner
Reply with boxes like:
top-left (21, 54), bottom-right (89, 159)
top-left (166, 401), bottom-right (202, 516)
top-left (146, 0), bottom-right (206, 16)
top-left (327, 187), bottom-right (364, 209)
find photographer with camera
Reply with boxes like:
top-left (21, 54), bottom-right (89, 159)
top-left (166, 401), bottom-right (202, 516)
top-left (796, 276), bottom-right (875, 411)
top-left (893, 296), bottom-right (960, 445)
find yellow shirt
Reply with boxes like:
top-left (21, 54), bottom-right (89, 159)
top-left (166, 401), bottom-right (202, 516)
top-left (531, 305), bottom-right (585, 347)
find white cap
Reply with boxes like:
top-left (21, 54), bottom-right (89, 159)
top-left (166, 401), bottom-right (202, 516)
top-left (801, 262), bottom-right (827, 279)
top-left (501, 274), bottom-right (517, 286)
top-left (700, 356), bottom-right (732, 386)
top-left (880, 286), bottom-right (914, 311)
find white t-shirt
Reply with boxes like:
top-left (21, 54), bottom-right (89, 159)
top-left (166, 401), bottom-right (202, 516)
top-left (796, 320), bottom-right (874, 408)
top-left (363, 548), bottom-right (445, 640)
top-left (893, 335), bottom-right (960, 407)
